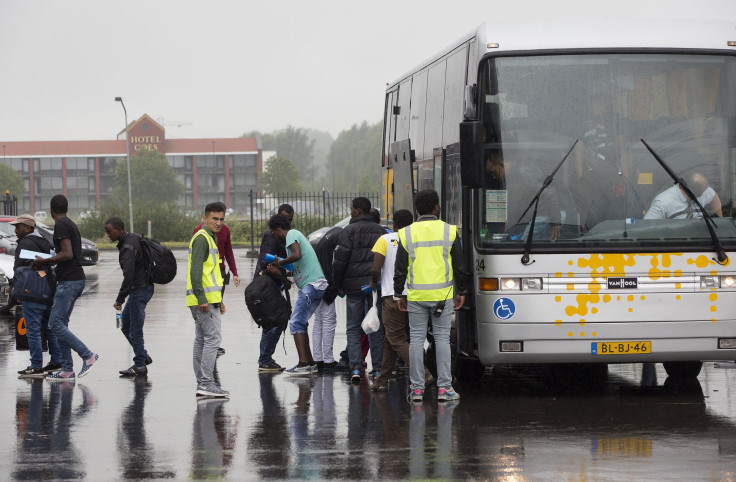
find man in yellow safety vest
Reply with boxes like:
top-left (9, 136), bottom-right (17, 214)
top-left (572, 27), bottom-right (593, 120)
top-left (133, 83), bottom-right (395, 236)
top-left (394, 190), bottom-right (468, 403)
top-left (187, 202), bottom-right (227, 398)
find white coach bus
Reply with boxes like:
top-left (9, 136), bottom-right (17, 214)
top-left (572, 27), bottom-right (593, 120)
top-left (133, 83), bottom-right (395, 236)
top-left (381, 19), bottom-right (736, 379)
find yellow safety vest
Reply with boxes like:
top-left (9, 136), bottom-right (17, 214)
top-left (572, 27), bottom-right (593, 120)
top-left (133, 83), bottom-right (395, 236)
top-left (398, 219), bottom-right (457, 302)
top-left (186, 229), bottom-right (224, 306)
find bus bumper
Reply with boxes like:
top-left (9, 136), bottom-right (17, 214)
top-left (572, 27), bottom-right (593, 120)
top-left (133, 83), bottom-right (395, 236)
top-left (477, 319), bottom-right (736, 365)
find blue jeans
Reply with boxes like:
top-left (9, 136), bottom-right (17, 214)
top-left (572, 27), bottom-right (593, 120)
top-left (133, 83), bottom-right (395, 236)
top-left (258, 325), bottom-right (283, 365)
top-left (289, 284), bottom-right (326, 334)
top-left (408, 300), bottom-right (452, 391)
top-left (49, 280), bottom-right (91, 372)
top-left (23, 300), bottom-right (59, 369)
top-left (121, 284), bottom-right (154, 366)
top-left (346, 292), bottom-right (384, 371)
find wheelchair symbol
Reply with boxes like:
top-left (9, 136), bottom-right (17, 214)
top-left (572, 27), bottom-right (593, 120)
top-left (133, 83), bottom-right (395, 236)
top-left (493, 298), bottom-right (515, 320)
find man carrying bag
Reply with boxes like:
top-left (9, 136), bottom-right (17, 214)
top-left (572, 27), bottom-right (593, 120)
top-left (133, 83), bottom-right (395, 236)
top-left (12, 214), bottom-right (61, 377)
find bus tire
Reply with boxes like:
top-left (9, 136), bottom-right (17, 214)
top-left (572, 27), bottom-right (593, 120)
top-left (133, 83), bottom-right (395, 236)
top-left (663, 361), bottom-right (702, 378)
top-left (453, 356), bottom-right (486, 382)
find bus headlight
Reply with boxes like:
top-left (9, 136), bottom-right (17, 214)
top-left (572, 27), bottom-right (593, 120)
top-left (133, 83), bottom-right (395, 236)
top-left (500, 278), bottom-right (520, 290)
top-left (521, 278), bottom-right (543, 291)
top-left (720, 275), bottom-right (736, 288)
top-left (700, 276), bottom-right (720, 289)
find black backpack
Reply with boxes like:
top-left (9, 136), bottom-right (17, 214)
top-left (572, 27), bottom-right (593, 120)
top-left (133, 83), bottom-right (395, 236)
top-left (138, 236), bottom-right (177, 284)
top-left (10, 267), bottom-right (55, 305)
top-left (244, 274), bottom-right (291, 331)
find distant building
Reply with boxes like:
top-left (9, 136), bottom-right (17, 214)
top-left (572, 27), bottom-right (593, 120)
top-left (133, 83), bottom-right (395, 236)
top-left (0, 114), bottom-right (262, 215)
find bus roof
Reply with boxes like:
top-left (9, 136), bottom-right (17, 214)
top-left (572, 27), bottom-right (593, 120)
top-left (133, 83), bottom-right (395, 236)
top-left (387, 19), bottom-right (736, 89)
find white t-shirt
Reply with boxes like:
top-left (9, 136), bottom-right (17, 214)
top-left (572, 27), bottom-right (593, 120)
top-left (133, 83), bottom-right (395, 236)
top-left (371, 232), bottom-right (406, 297)
top-left (644, 185), bottom-right (716, 220)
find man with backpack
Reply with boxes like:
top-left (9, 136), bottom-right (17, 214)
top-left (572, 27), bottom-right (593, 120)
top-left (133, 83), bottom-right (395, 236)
top-left (105, 217), bottom-right (154, 377)
top-left (266, 214), bottom-right (327, 375)
top-left (13, 214), bottom-right (61, 378)
top-left (252, 204), bottom-right (293, 372)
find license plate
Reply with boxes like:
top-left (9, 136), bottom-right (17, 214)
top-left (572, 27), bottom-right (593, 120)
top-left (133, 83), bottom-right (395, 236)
top-left (592, 341), bottom-right (652, 355)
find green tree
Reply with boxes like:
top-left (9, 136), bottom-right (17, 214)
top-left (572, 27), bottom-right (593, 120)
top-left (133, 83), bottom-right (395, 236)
top-left (261, 156), bottom-right (303, 194)
top-left (0, 164), bottom-right (25, 200)
top-left (115, 149), bottom-right (184, 203)
top-left (243, 125), bottom-right (318, 189)
top-left (325, 121), bottom-right (383, 192)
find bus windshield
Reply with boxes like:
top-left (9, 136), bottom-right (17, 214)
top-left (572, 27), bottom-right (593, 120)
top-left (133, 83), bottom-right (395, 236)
top-left (477, 53), bottom-right (736, 252)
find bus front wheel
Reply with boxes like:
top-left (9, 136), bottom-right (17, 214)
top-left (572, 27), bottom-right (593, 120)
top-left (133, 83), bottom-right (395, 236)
top-left (663, 361), bottom-right (702, 378)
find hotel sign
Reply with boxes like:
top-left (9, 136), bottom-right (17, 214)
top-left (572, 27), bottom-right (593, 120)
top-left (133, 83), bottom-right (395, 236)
top-left (126, 115), bottom-right (166, 154)
top-left (131, 135), bottom-right (162, 152)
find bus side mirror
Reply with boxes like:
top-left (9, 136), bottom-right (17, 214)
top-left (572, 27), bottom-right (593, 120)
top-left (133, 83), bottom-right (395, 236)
top-left (460, 121), bottom-right (483, 188)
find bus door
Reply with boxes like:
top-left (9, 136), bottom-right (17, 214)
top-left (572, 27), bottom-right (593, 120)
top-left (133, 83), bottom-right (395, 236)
top-left (390, 138), bottom-right (415, 215)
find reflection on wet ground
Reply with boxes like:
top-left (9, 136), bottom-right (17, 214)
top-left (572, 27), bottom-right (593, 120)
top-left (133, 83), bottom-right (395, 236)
top-left (0, 249), bottom-right (735, 479)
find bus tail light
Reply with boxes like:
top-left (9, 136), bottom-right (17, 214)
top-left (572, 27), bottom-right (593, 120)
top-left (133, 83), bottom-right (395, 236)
top-left (719, 338), bottom-right (736, 349)
top-left (720, 276), bottom-right (736, 288)
top-left (479, 278), bottom-right (499, 291)
top-left (521, 278), bottom-right (543, 291)
top-left (501, 278), bottom-right (520, 290)
top-left (700, 276), bottom-right (720, 289)
top-left (500, 341), bottom-right (523, 352)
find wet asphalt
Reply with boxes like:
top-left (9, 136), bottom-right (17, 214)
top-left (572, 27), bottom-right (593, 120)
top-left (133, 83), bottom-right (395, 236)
top-left (1, 248), bottom-right (735, 480)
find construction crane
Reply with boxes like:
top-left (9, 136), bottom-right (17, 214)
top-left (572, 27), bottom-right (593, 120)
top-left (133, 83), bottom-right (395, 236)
top-left (156, 117), bottom-right (192, 128)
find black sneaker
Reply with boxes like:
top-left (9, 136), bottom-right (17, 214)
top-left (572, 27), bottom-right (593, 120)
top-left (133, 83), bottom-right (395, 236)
top-left (217, 347), bottom-right (226, 357)
top-left (119, 365), bottom-right (148, 377)
top-left (18, 366), bottom-right (45, 378)
top-left (258, 361), bottom-right (285, 372)
top-left (145, 355), bottom-right (153, 365)
top-left (41, 362), bottom-right (62, 373)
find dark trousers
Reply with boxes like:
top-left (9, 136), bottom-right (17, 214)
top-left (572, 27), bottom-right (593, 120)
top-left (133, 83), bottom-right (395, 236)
top-left (121, 284), bottom-right (154, 366)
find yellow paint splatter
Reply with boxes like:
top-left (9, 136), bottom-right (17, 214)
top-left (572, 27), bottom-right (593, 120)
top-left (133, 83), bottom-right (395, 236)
top-left (567, 272), bottom-right (574, 278)
top-left (628, 308), bottom-right (633, 312)
top-left (627, 295), bottom-right (634, 301)
top-left (568, 332), bottom-right (573, 337)
top-left (592, 307), bottom-right (598, 314)
top-left (687, 255), bottom-right (713, 268)
top-left (603, 294), bottom-right (611, 303)
top-left (555, 272), bottom-right (562, 278)
top-left (675, 283), bottom-right (681, 289)
top-left (566, 284), bottom-right (574, 291)
top-left (568, 260), bottom-right (573, 265)
top-left (711, 319), bottom-right (716, 323)
top-left (710, 306), bottom-right (717, 312)
top-left (579, 319), bottom-right (586, 325)
top-left (640, 296), bottom-right (646, 301)
top-left (580, 332), bottom-right (585, 337)
top-left (555, 320), bottom-right (562, 325)
top-left (676, 295), bottom-right (681, 300)
top-left (592, 332), bottom-right (597, 337)
top-left (709, 293), bottom-right (718, 301)
top-left (555, 296), bottom-right (561, 302)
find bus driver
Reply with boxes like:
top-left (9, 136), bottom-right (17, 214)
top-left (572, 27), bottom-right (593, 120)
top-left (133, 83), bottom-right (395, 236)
top-left (643, 172), bottom-right (722, 220)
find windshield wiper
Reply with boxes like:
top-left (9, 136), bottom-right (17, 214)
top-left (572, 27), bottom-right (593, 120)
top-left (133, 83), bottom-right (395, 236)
top-left (641, 139), bottom-right (728, 265)
top-left (517, 140), bottom-right (578, 265)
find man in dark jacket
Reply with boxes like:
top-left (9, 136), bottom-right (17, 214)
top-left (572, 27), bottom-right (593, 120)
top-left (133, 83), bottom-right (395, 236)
top-left (254, 204), bottom-right (294, 372)
top-left (13, 214), bottom-right (61, 377)
top-left (332, 197), bottom-right (386, 383)
top-left (105, 217), bottom-right (154, 377)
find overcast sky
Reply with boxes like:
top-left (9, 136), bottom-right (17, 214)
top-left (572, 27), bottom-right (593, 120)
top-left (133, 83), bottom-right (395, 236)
top-left (1, 0), bottom-right (734, 142)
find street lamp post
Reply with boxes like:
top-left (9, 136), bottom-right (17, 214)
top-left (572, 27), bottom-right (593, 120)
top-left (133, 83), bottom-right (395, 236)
top-left (114, 97), bottom-right (134, 233)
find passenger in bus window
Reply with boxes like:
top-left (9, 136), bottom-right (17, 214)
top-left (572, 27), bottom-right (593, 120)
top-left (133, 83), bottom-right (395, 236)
top-left (643, 172), bottom-right (722, 219)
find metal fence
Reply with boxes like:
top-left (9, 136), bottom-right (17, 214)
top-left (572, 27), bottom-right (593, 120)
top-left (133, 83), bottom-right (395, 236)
top-left (3, 193), bottom-right (17, 216)
top-left (238, 190), bottom-right (381, 250)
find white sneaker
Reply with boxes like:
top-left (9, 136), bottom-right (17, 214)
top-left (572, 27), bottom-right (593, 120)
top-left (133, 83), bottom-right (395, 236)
top-left (196, 384), bottom-right (230, 398)
top-left (284, 363), bottom-right (318, 376)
